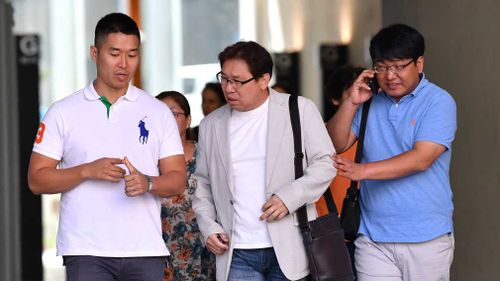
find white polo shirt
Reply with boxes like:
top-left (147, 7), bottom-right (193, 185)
top-left (33, 81), bottom-right (183, 257)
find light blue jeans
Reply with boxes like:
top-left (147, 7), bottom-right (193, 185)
top-left (228, 248), bottom-right (307, 281)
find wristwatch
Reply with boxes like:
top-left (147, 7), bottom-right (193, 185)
top-left (145, 175), bottom-right (153, 192)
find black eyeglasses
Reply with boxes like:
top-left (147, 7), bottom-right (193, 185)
top-left (216, 72), bottom-right (255, 89)
top-left (373, 59), bottom-right (415, 74)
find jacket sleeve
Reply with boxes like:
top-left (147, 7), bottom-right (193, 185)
top-left (192, 120), bottom-right (225, 243)
top-left (274, 97), bottom-right (337, 214)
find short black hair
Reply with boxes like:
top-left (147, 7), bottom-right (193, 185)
top-left (218, 41), bottom-right (273, 79)
top-left (326, 65), bottom-right (364, 103)
top-left (203, 82), bottom-right (226, 105)
top-left (369, 24), bottom-right (425, 63)
top-left (94, 13), bottom-right (140, 48)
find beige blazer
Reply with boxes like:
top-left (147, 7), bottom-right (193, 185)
top-left (193, 89), bottom-right (336, 280)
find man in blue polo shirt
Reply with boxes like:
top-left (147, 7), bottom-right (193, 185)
top-left (327, 24), bottom-right (456, 281)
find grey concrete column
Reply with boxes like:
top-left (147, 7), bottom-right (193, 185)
top-left (0, 1), bottom-right (21, 280)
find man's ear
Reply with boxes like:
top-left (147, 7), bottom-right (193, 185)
top-left (416, 56), bottom-right (425, 74)
top-left (90, 45), bottom-right (98, 63)
top-left (258, 73), bottom-right (271, 90)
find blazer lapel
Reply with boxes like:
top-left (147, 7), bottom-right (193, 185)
top-left (214, 107), bottom-right (235, 195)
top-left (266, 91), bottom-right (288, 187)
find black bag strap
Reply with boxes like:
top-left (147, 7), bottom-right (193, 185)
top-left (345, 99), bottom-right (372, 198)
top-left (289, 94), bottom-right (304, 181)
top-left (322, 185), bottom-right (337, 214)
top-left (288, 95), bottom-right (338, 231)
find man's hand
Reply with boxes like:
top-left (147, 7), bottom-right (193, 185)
top-left (260, 195), bottom-right (289, 222)
top-left (124, 156), bottom-right (147, 197)
top-left (333, 153), bottom-right (365, 181)
top-left (206, 233), bottom-right (229, 255)
top-left (81, 157), bottom-right (125, 182)
top-left (347, 69), bottom-right (376, 106)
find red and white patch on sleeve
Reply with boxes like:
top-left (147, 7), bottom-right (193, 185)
top-left (35, 122), bottom-right (46, 144)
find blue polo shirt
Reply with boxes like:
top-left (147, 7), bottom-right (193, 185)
top-left (352, 75), bottom-right (457, 243)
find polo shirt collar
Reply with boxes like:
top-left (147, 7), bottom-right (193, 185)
top-left (83, 81), bottom-right (100, 101)
top-left (409, 73), bottom-right (428, 98)
top-left (122, 85), bottom-right (139, 101)
top-left (83, 81), bottom-right (138, 102)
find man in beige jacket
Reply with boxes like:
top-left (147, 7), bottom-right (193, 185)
top-left (193, 41), bottom-right (336, 281)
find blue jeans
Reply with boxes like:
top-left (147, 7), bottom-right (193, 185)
top-left (228, 248), bottom-right (307, 281)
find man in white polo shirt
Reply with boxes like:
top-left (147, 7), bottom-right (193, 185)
top-left (27, 13), bottom-right (186, 281)
top-left (193, 41), bottom-right (336, 281)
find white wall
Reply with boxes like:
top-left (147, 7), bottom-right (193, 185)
top-left (255, 0), bottom-right (381, 112)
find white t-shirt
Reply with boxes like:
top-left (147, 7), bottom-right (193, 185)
top-left (33, 82), bottom-right (183, 257)
top-left (229, 98), bottom-right (273, 249)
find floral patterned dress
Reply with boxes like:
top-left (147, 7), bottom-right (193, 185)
top-left (161, 143), bottom-right (216, 281)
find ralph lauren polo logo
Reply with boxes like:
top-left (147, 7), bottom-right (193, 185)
top-left (138, 117), bottom-right (149, 144)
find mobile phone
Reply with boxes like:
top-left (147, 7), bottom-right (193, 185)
top-left (367, 76), bottom-right (379, 94)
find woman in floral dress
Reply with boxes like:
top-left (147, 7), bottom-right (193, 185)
top-left (156, 91), bottom-right (216, 281)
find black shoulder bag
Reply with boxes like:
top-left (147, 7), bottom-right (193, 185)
top-left (340, 99), bottom-right (372, 242)
top-left (289, 95), bottom-right (355, 281)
